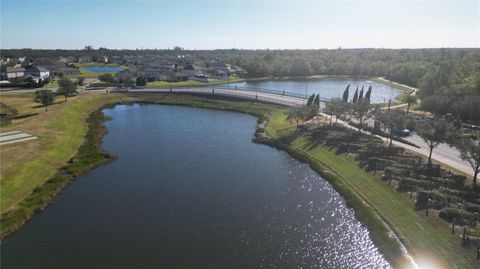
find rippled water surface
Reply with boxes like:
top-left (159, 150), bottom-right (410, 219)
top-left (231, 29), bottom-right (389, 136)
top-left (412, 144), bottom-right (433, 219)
top-left (224, 78), bottom-right (402, 103)
top-left (1, 104), bottom-right (390, 269)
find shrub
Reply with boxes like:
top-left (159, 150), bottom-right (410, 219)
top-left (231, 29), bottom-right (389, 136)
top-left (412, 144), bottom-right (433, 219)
top-left (439, 208), bottom-right (474, 226)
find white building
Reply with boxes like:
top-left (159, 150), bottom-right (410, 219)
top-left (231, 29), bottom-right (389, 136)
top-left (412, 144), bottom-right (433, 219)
top-left (25, 66), bottom-right (50, 80)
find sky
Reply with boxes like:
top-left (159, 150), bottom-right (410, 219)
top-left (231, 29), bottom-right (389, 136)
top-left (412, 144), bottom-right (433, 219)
top-left (0, 0), bottom-right (479, 50)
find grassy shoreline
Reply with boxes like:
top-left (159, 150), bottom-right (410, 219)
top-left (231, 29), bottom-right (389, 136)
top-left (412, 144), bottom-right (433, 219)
top-left (0, 92), bottom-right (474, 268)
top-left (0, 109), bottom-right (115, 237)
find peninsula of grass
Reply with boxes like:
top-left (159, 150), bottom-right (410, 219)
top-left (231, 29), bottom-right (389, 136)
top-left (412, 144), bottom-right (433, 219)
top-left (0, 91), bottom-right (476, 268)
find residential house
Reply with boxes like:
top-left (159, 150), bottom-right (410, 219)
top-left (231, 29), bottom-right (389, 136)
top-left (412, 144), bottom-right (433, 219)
top-left (78, 55), bottom-right (92, 63)
top-left (182, 64), bottom-right (203, 77)
top-left (207, 62), bottom-right (246, 77)
top-left (159, 71), bottom-right (189, 82)
top-left (58, 56), bottom-right (77, 64)
top-left (110, 56), bottom-right (124, 64)
top-left (57, 67), bottom-right (81, 76)
top-left (1, 67), bottom-right (25, 80)
top-left (137, 67), bottom-right (161, 81)
top-left (115, 68), bottom-right (137, 83)
top-left (98, 56), bottom-right (109, 63)
top-left (1, 58), bottom-right (10, 65)
top-left (25, 66), bottom-right (50, 80)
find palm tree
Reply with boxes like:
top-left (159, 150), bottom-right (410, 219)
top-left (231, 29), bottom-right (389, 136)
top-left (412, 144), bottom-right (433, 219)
top-left (405, 95), bottom-right (418, 116)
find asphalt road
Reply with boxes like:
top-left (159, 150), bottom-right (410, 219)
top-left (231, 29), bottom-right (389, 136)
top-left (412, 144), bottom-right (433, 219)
top-left (402, 134), bottom-right (472, 175)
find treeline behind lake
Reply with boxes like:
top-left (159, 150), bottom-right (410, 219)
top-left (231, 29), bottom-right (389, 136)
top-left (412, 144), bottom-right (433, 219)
top-left (2, 48), bottom-right (480, 123)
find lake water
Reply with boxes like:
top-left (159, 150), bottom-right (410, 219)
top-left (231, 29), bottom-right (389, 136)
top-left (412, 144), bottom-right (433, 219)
top-left (1, 104), bottom-right (390, 269)
top-left (84, 66), bottom-right (123, 73)
top-left (224, 78), bottom-right (402, 103)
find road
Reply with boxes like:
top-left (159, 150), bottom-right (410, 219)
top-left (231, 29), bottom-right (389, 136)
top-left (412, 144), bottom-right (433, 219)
top-left (402, 134), bottom-right (472, 175)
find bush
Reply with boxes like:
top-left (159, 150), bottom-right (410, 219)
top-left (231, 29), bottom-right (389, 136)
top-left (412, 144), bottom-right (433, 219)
top-left (398, 178), bottom-right (434, 192)
top-left (439, 208), bottom-right (474, 226)
top-left (385, 166), bottom-right (411, 178)
top-left (368, 157), bottom-right (397, 170)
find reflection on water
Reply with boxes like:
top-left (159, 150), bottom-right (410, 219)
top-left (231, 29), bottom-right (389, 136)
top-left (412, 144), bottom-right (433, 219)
top-left (1, 104), bottom-right (390, 269)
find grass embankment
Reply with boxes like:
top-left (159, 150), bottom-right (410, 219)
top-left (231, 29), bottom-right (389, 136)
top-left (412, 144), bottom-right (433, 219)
top-left (146, 77), bottom-right (244, 88)
top-left (0, 109), bottom-right (115, 236)
top-left (260, 121), bottom-right (477, 269)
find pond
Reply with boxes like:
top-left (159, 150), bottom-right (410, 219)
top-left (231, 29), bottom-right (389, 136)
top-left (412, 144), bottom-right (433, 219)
top-left (83, 66), bottom-right (123, 73)
top-left (1, 104), bottom-right (391, 269)
top-left (224, 78), bottom-right (402, 103)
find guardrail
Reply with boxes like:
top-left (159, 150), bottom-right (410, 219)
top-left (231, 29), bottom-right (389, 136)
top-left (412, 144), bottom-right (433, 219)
top-left (128, 88), bottom-right (303, 107)
top-left (212, 86), bottom-right (330, 102)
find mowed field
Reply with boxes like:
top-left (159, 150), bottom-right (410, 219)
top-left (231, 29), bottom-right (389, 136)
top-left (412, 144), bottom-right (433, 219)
top-left (0, 93), bottom-right (124, 213)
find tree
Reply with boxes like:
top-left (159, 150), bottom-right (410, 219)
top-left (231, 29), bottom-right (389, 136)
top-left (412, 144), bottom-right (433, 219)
top-left (287, 106), bottom-right (313, 126)
top-left (375, 109), bottom-right (405, 147)
top-left (57, 78), bottom-right (77, 102)
top-left (325, 98), bottom-right (345, 126)
top-left (349, 101), bottom-right (373, 132)
top-left (76, 77), bottom-right (85, 86)
top-left (358, 86), bottom-right (364, 103)
top-left (313, 94), bottom-right (320, 113)
top-left (405, 95), bottom-right (418, 116)
top-left (342, 84), bottom-right (350, 102)
top-left (365, 86), bottom-right (372, 103)
top-left (306, 94), bottom-right (315, 107)
top-left (35, 90), bottom-right (54, 111)
top-left (136, 76), bottom-right (146, 86)
top-left (416, 118), bottom-right (453, 163)
top-left (76, 77), bottom-right (85, 92)
top-left (457, 137), bottom-right (480, 189)
top-left (352, 87), bottom-right (359, 103)
top-left (98, 73), bottom-right (115, 85)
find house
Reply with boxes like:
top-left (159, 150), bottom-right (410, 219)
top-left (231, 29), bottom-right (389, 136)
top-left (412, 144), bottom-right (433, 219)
top-left (59, 56), bottom-right (77, 64)
top-left (25, 66), bottom-right (50, 80)
top-left (98, 56), bottom-right (108, 63)
top-left (182, 64), bottom-right (205, 77)
top-left (137, 67), bottom-right (161, 81)
top-left (209, 69), bottom-right (229, 79)
top-left (115, 68), bottom-right (137, 83)
top-left (159, 71), bottom-right (189, 82)
top-left (57, 67), bottom-right (80, 76)
top-left (78, 55), bottom-right (92, 63)
top-left (1, 67), bottom-right (25, 80)
top-left (207, 62), bottom-right (246, 77)
top-left (110, 56), bottom-right (123, 64)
